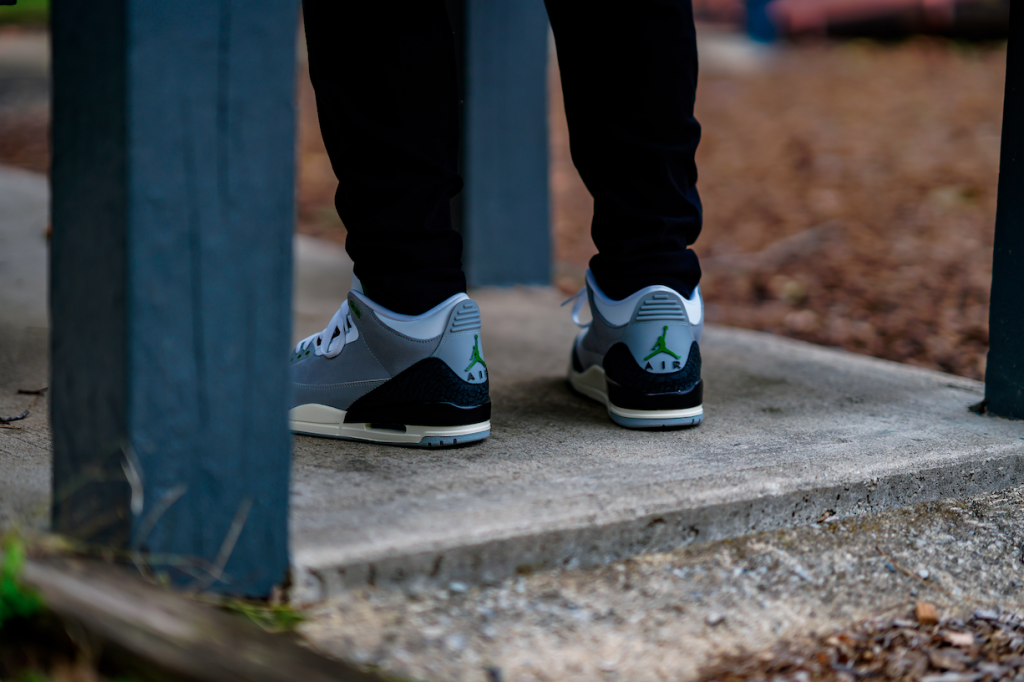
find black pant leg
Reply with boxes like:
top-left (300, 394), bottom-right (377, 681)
top-left (544, 0), bottom-right (703, 299)
top-left (303, 0), bottom-right (465, 315)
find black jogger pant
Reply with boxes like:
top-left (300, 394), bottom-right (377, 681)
top-left (303, 0), bottom-right (703, 315)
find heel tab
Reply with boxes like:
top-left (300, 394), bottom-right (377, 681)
top-left (633, 292), bottom-right (687, 324)
top-left (620, 303), bottom-right (696, 375)
top-left (447, 299), bottom-right (482, 334)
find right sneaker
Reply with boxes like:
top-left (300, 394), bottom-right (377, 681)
top-left (289, 283), bottom-right (491, 447)
top-left (567, 270), bottom-right (703, 429)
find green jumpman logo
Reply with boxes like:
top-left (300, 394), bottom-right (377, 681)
top-left (465, 334), bottom-right (487, 371)
top-left (644, 326), bottom-right (681, 361)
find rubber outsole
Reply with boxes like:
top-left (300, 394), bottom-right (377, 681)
top-left (289, 403), bottom-right (490, 447)
top-left (568, 362), bottom-right (703, 429)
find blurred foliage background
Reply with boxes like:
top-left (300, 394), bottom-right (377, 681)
top-left (0, 0), bottom-right (47, 27)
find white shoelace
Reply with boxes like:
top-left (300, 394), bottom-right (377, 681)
top-left (294, 300), bottom-right (358, 359)
top-left (561, 288), bottom-right (591, 329)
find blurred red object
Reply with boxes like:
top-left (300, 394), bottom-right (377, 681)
top-left (769, 0), bottom-right (1005, 35)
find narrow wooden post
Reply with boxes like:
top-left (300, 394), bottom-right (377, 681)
top-left (452, 0), bottom-right (551, 287)
top-left (50, 0), bottom-right (297, 595)
top-left (986, 1), bottom-right (1024, 420)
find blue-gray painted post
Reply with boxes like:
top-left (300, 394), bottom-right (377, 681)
top-left (460, 0), bottom-right (551, 287)
top-left (986, 0), bottom-right (1024, 420)
top-left (746, 0), bottom-right (778, 42)
top-left (50, 0), bottom-right (296, 595)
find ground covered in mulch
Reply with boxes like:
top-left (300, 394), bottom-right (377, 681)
top-left (703, 605), bottom-right (1024, 682)
top-left (296, 32), bottom-right (1007, 381)
top-left (550, 35), bottom-right (1006, 382)
top-left (0, 31), bottom-right (1006, 381)
top-left (0, 109), bottom-right (45, 174)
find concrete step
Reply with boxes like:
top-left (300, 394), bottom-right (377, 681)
top-left (289, 241), bottom-right (1024, 604)
top-left (2, 168), bottom-right (1021, 605)
top-left (0, 165), bottom-right (48, 330)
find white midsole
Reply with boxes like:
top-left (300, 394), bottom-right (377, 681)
top-left (289, 403), bottom-right (489, 443)
top-left (568, 363), bottom-right (704, 420)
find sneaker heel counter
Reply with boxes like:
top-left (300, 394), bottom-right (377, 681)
top-left (622, 292), bottom-right (696, 375)
top-left (432, 300), bottom-right (489, 386)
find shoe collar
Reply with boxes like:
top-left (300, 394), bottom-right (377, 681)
top-left (349, 290), bottom-right (470, 340)
top-left (585, 270), bottom-right (702, 327)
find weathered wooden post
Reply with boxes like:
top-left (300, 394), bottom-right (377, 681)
top-left (50, 0), bottom-right (297, 595)
top-left (986, 0), bottom-right (1024, 420)
top-left (449, 0), bottom-right (551, 287)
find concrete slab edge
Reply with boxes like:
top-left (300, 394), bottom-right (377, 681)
top-left (290, 445), bottom-right (1024, 604)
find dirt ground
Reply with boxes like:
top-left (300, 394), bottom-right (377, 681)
top-left (0, 29), bottom-right (1007, 381)
top-left (297, 31), bottom-right (1009, 383)
top-left (550, 35), bottom-right (1005, 382)
top-left (300, 485), bottom-right (1024, 682)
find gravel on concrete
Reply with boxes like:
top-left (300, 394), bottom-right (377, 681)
top-left (703, 604), bottom-right (1024, 681)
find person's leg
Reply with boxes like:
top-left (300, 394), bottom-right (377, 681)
top-left (545, 0), bottom-right (702, 300)
top-left (552, 0), bottom-right (705, 429)
top-left (302, 0), bottom-right (465, 315)
top-left (292, 2), bottom-right (490, 446)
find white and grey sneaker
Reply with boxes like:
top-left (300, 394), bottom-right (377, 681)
top-left (289, 283), bottom-right (490, 447)
top-left (566, 270), bottom-right (703, 429)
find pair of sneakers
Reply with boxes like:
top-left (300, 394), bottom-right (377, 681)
top-left (289, 272), bottom-right (704, 446)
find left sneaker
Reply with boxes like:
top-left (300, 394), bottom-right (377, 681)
top-left (566, 270), bottom-right (704, 429)
top-left (289, 283), bottom-right (491, 447)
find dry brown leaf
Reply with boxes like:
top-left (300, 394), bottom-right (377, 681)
top-left (917, 601), bottom-right (940, 625)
